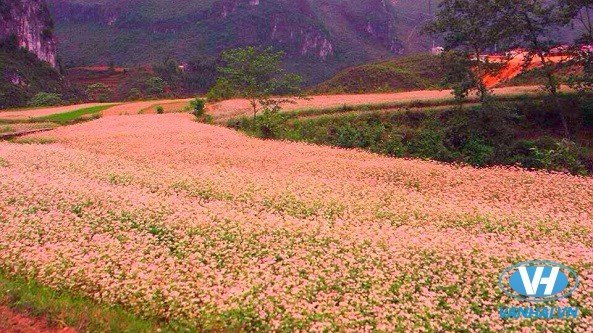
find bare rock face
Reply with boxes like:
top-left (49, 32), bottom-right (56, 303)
top-left (0, 0), bottom-right (57, 67)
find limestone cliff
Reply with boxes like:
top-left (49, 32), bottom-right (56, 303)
top-left (0, 0), bottom-right (57, 67)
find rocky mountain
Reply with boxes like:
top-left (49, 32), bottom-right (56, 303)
top-left (0, 0), bottom-right (77, 109)
top-left (46, 0), bottom-right (434, 83)
top-left (0, 0), bottom-right (57, 67)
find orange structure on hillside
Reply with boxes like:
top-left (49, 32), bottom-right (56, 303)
top-left (482, 52), bottom-right (569, 87)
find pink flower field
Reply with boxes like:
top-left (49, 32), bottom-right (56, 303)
top-left (0, 114), bottom-right (592, 331)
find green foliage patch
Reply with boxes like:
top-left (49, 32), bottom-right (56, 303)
top-left (0, 43), bottom-right (79, 109)
top-left (0, 270), bottom-right (196, 332)
top-left (230, 95), bottom-right (593, 175)
top-left (312, 54), bottom-right (447, 94)
top-left (31, 104), bottom-right (115, 125)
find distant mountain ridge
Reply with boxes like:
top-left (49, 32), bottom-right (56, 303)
top-left (46, 0), bottom-right (437, 83)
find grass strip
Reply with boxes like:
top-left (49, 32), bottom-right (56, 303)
top-left (0, 271), bottom-right (196, 332)
top-left (31, 105), bottom-right (117, 125)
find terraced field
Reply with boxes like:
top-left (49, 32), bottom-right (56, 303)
top-left (0, 110), bottom-right (591, 331)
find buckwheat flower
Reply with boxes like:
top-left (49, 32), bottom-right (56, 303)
top-left (0, 114), bottom-right (591, 331)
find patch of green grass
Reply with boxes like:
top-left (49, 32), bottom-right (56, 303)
top-left (10, 137), bottom-right (57, 145)
top-left (0, 118), bottom-right (20, 125)
top-left (0, 271), bottom-right (197, 332)
top-left (31, 105), bottom-right (116, 125)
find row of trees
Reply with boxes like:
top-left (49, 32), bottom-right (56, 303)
top-left (81, 56), bottom-right (219, 103)
top-left (427, 0), bottom-right (593, 137)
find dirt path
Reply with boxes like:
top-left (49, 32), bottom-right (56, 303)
top-left (0, 306), bottom-right (75, 333)
top-left (207, 85), bottom-right (543, 121)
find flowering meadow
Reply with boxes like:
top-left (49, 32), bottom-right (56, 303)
top-left (0, 113), bottom-right (592, 332)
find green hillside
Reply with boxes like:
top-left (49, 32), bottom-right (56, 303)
top-left (46, 0), bottom-right (428, 84)
top-left (312, 53), bottom-right (447, 94)
top-left (0, 40), bottom-right (77, 109)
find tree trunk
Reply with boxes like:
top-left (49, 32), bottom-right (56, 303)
top-left (537, 52), bottom-right (570, 138)
top-left (251, 100), bottom-right (258, 120)
top-left (473, 48), bottom-right (489, 103)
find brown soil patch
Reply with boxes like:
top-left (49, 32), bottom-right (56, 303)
top-left (0, 306), bottom-right (75, 333)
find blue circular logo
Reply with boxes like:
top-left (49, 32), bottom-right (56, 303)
top-left (498, 260), bottom-right (579, 303)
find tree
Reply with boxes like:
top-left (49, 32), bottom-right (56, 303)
top-left (153, 58), bottom-right (184, 91)
top-left (560, 0), bottom-right (593, 92)
top-left (190, 97), bottom-right (206, 118)
top-left (498, 0), bottom-right (573, 137)
top-left (439, 51), bottom-right (480, 105)
top-left (28, 92), bottom-right (63, 107)
top-left (185, 56), bottom-right (219, 93)
top-left (562, 0), bottom-right (593, 42)
top-left (86, 83), bottom-right (112, 102)
top-left (209, 46), bottom-right (302, 119)
top-left (145, 76), bottom-right (166, 96)
top-left (426, 0), bottom-right (514, 102)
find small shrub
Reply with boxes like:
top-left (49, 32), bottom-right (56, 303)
top-left (206, 78), bottom-right (234, 102)
top-left (256, 108), bottom-right (289, 139)
top-left (28, 92), bottom-right (63, 107)
top-left (511, 138), bottom-right (588, 175)
top-left (580, 98), bottom-right (593, 128)
top-left (190, 98), bottom-right (206, 118)
top-left (127, 88), bottom-right (142, 101)
top-left (145, 77), bottom-right (166, 96)
top-left (86, 83), bottom-right (112, 102)
top-left (334, 123), bottom-right (384, 149)
top-left (461, 138), bottom-right (495, 166)
top-left (202, 114), bottom-right (214, 124)
top-left (226, 118), bottom-right (246, 130)
top-left (156, 105), bottom-right (164, 114)
top-left (381, 134), bottom-right (406, 157)
top-left (407, 130), bottom-right (454, 161)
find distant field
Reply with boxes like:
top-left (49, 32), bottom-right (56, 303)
top-left (1, 86), bottom-right (551, 126)
top-left (0, 98), bottom-right (192, 122)
top-left (208, 85), bottom-right (546, 122)
top-left (101, 99), bottom-right (192, 116)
